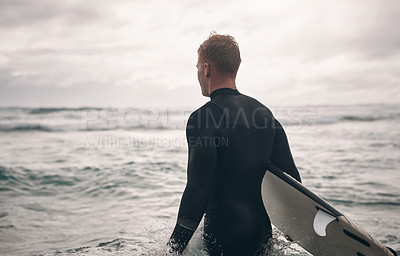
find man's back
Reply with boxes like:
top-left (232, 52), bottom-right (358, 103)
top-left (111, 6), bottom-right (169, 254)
top-left (178, 88), bottom-right (301, 255)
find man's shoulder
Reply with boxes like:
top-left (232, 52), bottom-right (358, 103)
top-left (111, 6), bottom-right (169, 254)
top-left (241, 93), bottom-right (272, 112)
top-left (189, 101), bottom-right (222, 119)
top-left (186, 101), bottom-right (221, 135)
top-left (186, 101), bottom-right (223, 130)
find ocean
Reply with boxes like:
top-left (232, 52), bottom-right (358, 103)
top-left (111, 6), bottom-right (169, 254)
top-left (0, 104), bottom-right (399, 255)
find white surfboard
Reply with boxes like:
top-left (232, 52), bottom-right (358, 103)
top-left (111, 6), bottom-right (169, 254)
top-left (261, 162), bottom-right (397, 256)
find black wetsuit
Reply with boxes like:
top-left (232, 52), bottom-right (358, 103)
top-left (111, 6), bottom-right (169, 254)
top-left (168, 88), bottom-right (301, 255)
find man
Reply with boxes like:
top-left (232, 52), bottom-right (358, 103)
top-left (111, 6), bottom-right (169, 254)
top-left (168, 33), bottom-right (301, 255)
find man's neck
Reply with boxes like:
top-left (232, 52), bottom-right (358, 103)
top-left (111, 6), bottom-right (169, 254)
top-left (208, 76), bottom-right (237, 96)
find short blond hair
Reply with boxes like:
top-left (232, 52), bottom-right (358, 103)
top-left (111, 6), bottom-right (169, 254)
top-left (198, 32), bottom-right (241, 76)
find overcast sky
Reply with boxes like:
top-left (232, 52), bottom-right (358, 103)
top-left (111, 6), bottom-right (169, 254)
top-left (0, 0), bottom-right (399, 108)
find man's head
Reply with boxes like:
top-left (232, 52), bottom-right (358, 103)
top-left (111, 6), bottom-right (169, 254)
top-left (196, 33), bottom-right (241, 96)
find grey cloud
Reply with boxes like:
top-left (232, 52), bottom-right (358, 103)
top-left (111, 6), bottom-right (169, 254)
top-left (0, 0), bottom-right (399, 107)
top-left (0, 0), bottom-right (102, 28)
top-left (11, 44), bottom-right (147, 57)
top-left (334, 2), bottom-right (400, 61)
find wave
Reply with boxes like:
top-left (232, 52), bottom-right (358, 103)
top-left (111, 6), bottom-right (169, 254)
top-left (325, 198), bottom-right (400, 206)
top-left (0, 124), bottom-right (54, 132)
top-left (1, 105), bottom-right (399, 132)
top-left (0, 124), bottom-right (181, 132)
top-left (43, 238), bottom-right (133, 255)
top-left (0, 165), bottom-right (80, 192)
top-left (340, 114), bottom-right (400, 122)
top-left (0, 165), bottom-right (139, 199)
top-left (28, 107), bottom-right (103, 115)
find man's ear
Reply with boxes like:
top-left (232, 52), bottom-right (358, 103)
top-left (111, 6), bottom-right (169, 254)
top-left (204, 63), bottom-right (210, 77)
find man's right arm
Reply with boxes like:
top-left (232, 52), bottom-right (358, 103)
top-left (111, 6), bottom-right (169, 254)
top-left (270, 120), bottom-right (302, 183)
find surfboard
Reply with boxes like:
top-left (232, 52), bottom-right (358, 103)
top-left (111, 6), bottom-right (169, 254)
top-left (261, 162), bottom-right (397, 256)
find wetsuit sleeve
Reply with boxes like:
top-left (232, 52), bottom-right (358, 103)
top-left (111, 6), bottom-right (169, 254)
top-left (168, 103), bottom-right (220, 254)
top-left (270, 120), bottom-right (302, 183)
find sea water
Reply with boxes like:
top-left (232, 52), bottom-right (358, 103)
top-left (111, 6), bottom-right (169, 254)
top-left (0, 105), bottom-right (399, 255)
